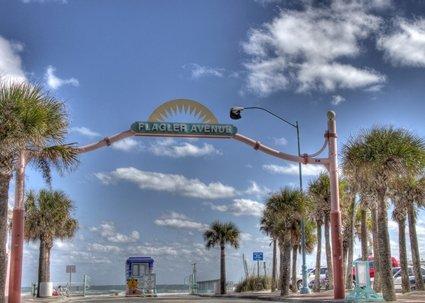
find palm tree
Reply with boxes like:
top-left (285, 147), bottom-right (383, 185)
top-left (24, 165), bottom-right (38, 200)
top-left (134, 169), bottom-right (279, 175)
top-left (204, 221), bottom-right (240, 294)
top-left (308, 173), bottom-right (333, 290)
top-left (358, 195), bottom-right (369, 261)
top-left (309, 185), bottom-right (324, 292)
top-left (342, 127), bottom-right (425, 301)
top-left (391, 192), bottom-right (410, 293)
top-left (0, 82), bottom-right (78, 300)
top-left (289, 196), bottom-right (315, 293)
top-left (25, 189), bottom-right (78, 297)
top-left (401, 177), bottom-right (425, 291)
top-left (265, 188), bottom-right (305, 296)
top-left (340, 182), bottom-right (356, 290)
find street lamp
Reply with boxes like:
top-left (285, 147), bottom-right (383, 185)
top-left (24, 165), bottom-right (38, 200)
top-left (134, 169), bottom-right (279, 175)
top-left (230, 106), bottom-right (311, 294)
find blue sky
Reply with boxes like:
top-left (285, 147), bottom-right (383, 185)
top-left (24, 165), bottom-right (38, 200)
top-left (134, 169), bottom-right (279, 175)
top-left (1, 0), bottom-right (425, 287)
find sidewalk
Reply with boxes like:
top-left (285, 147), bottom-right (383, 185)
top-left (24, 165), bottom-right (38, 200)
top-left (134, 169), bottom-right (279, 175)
top-left (198, 290), bottom-right (425, 302)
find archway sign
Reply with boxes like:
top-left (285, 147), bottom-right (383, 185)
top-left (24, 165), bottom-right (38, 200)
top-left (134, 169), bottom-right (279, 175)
top-left (131, 99), bottom-right (237, 138)
top-left (8, 99), bottom-right (344, 303)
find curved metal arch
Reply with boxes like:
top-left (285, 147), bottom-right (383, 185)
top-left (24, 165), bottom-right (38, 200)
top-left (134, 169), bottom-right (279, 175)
top-left (306, 137), bottom-right (329, 158)
top-left (148, 99), bottom-right (219, 124)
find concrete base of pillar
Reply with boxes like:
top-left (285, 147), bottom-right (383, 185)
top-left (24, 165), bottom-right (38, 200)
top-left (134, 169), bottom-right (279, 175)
top-left (38, 282), bottom-right (53, 297)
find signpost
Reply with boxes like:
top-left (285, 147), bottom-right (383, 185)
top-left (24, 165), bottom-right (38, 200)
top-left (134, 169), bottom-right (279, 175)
top-left (66, 265), bottom-right (76, 290)
top-left (253, 252), bottom-right (263, 277)
top-left (131, 121), bottom-right (237, 138)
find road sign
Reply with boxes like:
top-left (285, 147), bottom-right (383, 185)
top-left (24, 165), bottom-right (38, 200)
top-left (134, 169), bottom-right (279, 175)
top-left (253, 252), bottom-right (263, 261)
top-left (131, 121), bottom-right (237, 138)
top-left (66, 265), bottom-right (76, 273)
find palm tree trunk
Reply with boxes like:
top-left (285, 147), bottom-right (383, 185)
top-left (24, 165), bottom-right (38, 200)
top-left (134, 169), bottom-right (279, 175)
top-left (37, 238), bottom-right (51, 297)
top-left (291, 246), bottom-right (297, 293)
top-left (280, 239), bottom-right (291, 296)
top-left (360, 208), bottom-right (368, 260)
top-left (271, 239), bottom-right (277, 292)
top-left (314, 222), bottom-right (322, 292)
top-left (342, 239), bottom-right (348, 285)
top-left (397, 218), bottom-right (410, 293)
top-left (324, 214), bottom-right (333, 290)
top-left (0, 172), bottom-right (12, 302)
top-left (371, 207), bottom-right (381, 292)
top-left (346, 234), bottom-right (354, 289)
top-left (407, 202), bottom-right (424, 291)
top-left (220, 244), bottom-right (226, 294)
top-left (376, 192), bottom-right (396, 301)
top-left (345, 197), bottom-right (355, 290)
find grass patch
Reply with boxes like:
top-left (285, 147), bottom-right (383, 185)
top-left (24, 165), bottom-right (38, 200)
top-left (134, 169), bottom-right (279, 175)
top-left (235, 276), bottom-right (272, 292)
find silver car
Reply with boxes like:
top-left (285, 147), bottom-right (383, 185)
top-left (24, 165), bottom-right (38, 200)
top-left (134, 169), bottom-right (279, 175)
top-left (392, 266), bottom-right (425, 290)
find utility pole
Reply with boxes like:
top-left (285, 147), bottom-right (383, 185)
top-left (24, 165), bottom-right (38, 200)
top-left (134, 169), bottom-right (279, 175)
top-left (327, 111), bottom-right (344, 299)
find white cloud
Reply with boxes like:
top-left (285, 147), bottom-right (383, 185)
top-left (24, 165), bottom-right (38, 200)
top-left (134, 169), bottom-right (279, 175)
top-left (378, 18), bottom-right (425, 67)
top-left (242, 2), bottom-right (385, 94)
top-left (254, 0), bottom-right (281, 5)
top-left (133, 244), bottom-right (179, 256)
top-left (244, 181), bottom-right (270, 197)
top-left (206, 198), bottom-right (264, 217)
top-left (240, 232), bottom-right (253, 241)
top-left (244, 58), bottom-right (288, 96)
top-left (55, 240), bottom-right (74, 251)
top-left (44, 65), bottom-right (79, 90)
top-left (149, 138), bottom-right (221, 158)
top-left (70, 126), bottom-right (100, 137)
top-left (88, 243), bottom-right (122, 253)
top-left (111, 138), bottom-right (141, 152)
top-left (331, 95), bottom-right (346, 106)
top-left (273, 137), bottom-right (288, 146)
top-left (183, 63), bottom-right (225, 79)
top-left (262, 163), bottom-right (324, 176)
top-left (0, 36), bottom-right (26, 84)
top-left (297, 62), bottom-right (385, 92)
top-left (90, 221), bottom-right (140, 243)
top-left (22, 0), bottom-right (67, 3)
top-left (95, 167), bottom-right (236, 199)
top-left (154, 212), bottom-right (208, 231)
top-left (70, 250), bottom-right (112, 264)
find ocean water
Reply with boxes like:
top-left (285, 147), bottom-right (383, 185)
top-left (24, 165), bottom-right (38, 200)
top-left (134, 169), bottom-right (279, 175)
top-left (22, 284), bottom-right (189, 296)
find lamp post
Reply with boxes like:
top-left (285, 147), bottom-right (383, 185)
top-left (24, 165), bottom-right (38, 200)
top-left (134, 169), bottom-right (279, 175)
top-left (230, 106), bottom-right (310, 294)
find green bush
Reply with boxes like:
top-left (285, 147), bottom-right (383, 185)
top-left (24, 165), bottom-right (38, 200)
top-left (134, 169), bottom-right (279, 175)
top-left (235, 276), bottom-right (272, 292)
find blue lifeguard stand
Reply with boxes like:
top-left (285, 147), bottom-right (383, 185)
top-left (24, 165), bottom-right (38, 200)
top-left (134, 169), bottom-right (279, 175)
top-left (125, 257), bottom-right (157, 296)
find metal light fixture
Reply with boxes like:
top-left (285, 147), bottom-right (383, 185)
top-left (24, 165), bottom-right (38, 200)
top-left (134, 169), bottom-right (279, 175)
top-left (230, 106), bottom-right (244, 120)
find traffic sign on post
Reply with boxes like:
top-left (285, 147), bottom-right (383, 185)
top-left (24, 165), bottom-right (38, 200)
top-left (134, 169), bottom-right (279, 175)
top-left (66, 265), bottom-right (76, 273)
top-left (253, 252), bottom-right (263, 261)
top-left (66, 265), bottom-right (76, 292)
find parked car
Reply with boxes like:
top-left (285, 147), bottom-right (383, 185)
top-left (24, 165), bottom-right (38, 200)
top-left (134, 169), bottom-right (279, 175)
top-left (352, 256), bottom-right (399, 281)
top-left (392, 266), bottom-right (425, 290)
top-left (296, 267), bottom-right (328, 290)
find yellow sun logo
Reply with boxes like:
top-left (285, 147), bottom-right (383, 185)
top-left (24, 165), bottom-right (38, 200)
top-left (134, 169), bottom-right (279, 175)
top-left (148, 99), bottom-right (219, 124)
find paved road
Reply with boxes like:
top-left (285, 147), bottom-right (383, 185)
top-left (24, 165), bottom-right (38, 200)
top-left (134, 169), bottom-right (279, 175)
top-left (23, 295), bottom-right (285, 303)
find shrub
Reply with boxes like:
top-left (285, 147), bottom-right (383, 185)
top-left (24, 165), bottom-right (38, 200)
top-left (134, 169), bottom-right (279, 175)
top-left (235, 276), bottom-right (271, 292)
